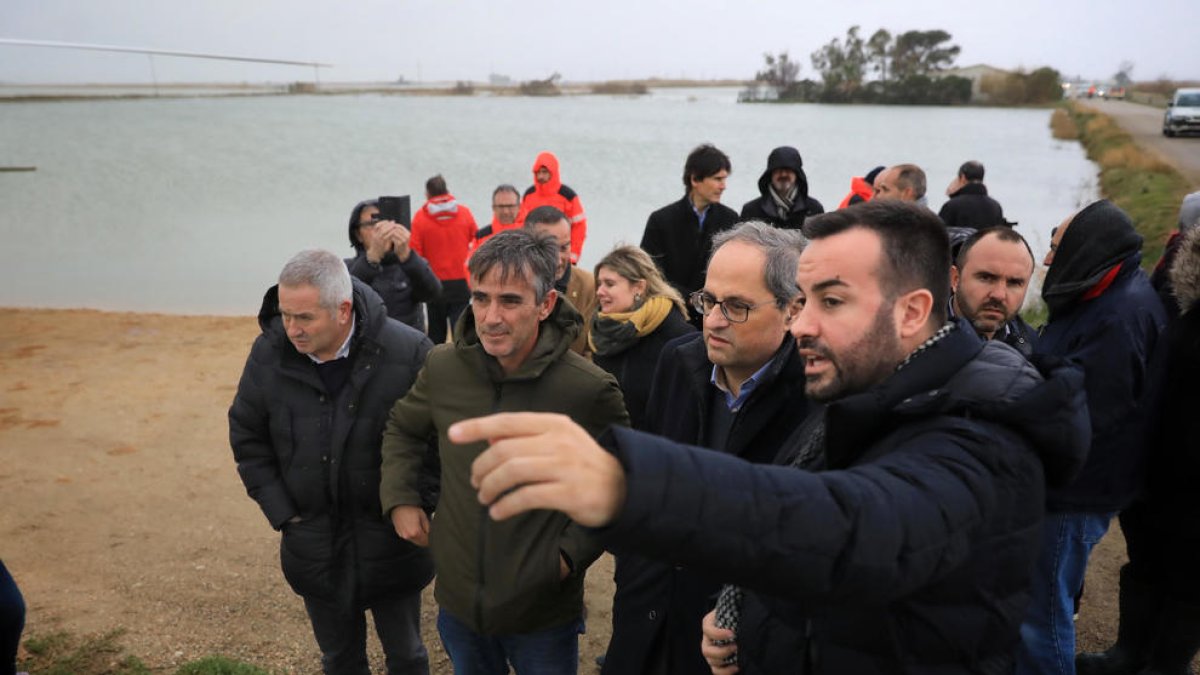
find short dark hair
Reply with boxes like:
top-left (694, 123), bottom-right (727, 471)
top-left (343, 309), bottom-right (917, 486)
top-left (803, 201), bottom-right (950, 326)
top-left (683, 144), bottom-right (731, 192)
top-left (524, 205), bottom-right (568, 229)
top-left (955, 226), bottom-right (1034, 271)
top-left (959, 160), bottom-right (985, 182)
top-left (893, 164), bottom-right (927, 200)
top-left (467, 229), bottom-right (559, 301)
top-left (492, 184), bottom-right (520, 203)
top-left (426, 174), bottom-right (448, 197)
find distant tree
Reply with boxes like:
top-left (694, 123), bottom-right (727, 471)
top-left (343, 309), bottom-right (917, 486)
top-left (866, 28), bottom-right (893, 83)
top-left (755, 51), bottom-right (801, 94)
top-left (810, 25), bottom-right (868, 99)
top-left (1026, 67), bottom-right (1063, 103)
top-left (890, 30), bottom-right (961, 80)
top-left (1113, 60), bottom-right (1135, 88)
top-left (979, 67), bottom-right (1061, 105)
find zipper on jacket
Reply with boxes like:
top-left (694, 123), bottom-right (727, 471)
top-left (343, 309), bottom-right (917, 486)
top-left (474, 381), bottom-right (504, 633)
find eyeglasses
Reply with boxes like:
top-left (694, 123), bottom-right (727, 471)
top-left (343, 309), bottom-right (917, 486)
top-left (689, 291), bottom-right (772, 324)
top-left (492, 203), bottom-right (520, 210)
top-left (358, 217), bottom-right (380, 228)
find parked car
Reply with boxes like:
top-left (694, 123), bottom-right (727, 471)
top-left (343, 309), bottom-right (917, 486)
top-left (1163, 88), bottom-right (1200, 137)
top-left (1105, 86), bottom-right (1126, 100)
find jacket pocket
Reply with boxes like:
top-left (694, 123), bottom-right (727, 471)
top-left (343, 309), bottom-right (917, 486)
top-left (357, 516), bottom-right (434, 597)
top-left (279, 515), bottom-right (335, 601)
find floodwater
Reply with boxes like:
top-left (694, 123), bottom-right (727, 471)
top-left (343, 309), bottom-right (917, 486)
top-left (0, 87), bottom-right (1097, 314)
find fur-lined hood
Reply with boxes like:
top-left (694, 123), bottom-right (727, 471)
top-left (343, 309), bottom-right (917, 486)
top-left (1170, 226), bottom-right (1200, 312)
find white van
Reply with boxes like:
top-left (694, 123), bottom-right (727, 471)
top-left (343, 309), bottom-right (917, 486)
top-left (1163, 88), bottom-right (1200, 137)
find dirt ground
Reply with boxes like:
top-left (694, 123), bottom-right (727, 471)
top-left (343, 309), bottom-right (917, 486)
top-left (0, 308), bottom-right (1124, 673)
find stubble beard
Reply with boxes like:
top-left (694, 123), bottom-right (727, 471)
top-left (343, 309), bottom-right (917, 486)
top-left (802, 304), bottom-right (904, 403)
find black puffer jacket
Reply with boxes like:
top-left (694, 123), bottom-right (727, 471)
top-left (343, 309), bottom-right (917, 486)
top-left (346, 199), bottom-right (443, 332)
top-left (597, 326), bottom-right (1090, 674)
top-left (229, 278), bottom-right (436, 607)
top-left (602, 332), bottom-right (810, 675)
top-left (938, 182), bottom-right (1005, 230)
top-left (740, 146), bottom-right (825, 229)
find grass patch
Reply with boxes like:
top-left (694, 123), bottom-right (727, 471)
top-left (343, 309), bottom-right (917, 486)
top-left (1021, 297), bottom-right (1049, 331)
top-left (1050, 107), bottom-right (1078, 140)
top-left (175, 656), bottom-right (271, 675)
top-left (20, 630), bottom-right (269, 675)
top-left (1066, 102), bottom-right (1192, 267)
top-left (20, 629), bottom-right (150, 675)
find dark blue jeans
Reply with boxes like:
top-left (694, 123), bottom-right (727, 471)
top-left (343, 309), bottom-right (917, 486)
top-left (1016, 511), bottom-right (1114, 675)
top-left (436, 608), bottom-right (583, 675)
top-left (0, 561), bottom-right (25, 675)
top-left (303, 589), bottom-right (428, 675)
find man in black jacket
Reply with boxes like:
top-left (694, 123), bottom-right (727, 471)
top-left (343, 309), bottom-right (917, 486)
top-left (740, 146), bottom-right (824, 229)
top-left (457, 201), bottom-right (1090, 675)
top-left (229, 249), bottom-right (436, 675)
top-left (602, 222), bottom-right (809, 675)
top-left (641, 144), bottom-right (740, 326)
top-left (949, 226), bottom-right (1038, 357)
top-left (938, 160), bottom-right (1005, 230)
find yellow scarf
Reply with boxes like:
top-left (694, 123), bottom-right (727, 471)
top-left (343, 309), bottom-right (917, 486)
top-left (588, 295), bottom-right (674, 354)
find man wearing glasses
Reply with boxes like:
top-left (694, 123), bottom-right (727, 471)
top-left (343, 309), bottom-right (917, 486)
top-left (599, 221), bottom-right (811, 675)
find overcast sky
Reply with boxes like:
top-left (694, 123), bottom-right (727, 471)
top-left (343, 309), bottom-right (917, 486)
top-left (1, 0), bottom-right (1195, 85)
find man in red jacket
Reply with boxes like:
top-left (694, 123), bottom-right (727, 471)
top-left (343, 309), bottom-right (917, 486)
top-left (411, 174), bottom-right (477, 344)
top-left (519, 152), bottom-right (588, 264)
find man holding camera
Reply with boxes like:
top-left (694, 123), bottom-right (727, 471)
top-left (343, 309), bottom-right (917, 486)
top-left (346, 199), bottom-right (442, 333)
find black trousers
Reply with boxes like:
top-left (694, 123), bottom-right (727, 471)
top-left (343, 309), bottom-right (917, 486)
top-left (0, 560), bottom-right (24, 675)
top-left (303, 588), bottom-right (428, 675)
top-left (427, 279), bottom-right (470, 345)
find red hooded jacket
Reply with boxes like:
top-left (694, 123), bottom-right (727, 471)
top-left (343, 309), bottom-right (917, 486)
top-left (519, 151), bottom-right (587, 263)
top-left (410, 193), bottom-right (477, 281)
top-left (838, 176), bottom-right (875, 209)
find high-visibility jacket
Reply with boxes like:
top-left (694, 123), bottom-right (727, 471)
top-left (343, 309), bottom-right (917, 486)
top-left (519, 151), bottom-right (587, 263)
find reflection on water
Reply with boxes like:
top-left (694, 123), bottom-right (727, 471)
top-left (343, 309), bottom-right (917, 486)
top-left (0, 88), bottom-right (1096, 314)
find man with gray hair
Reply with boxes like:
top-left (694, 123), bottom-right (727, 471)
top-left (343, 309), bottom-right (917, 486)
top-left (379, 230), bottom-right (628, 674)
top-left (600, 221), bottom-right (811, 675)
top-left (229, 249), bottom-right (436, 674)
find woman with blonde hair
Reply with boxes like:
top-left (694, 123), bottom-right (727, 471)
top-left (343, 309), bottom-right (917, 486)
top-left (589, 245), bottom-right (696, 431)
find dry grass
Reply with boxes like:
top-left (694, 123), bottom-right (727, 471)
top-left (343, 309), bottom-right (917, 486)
top-left (1098, 145), bottom-right (1174, 174)
top-left (1050, 108), bottom-right (1078, 139)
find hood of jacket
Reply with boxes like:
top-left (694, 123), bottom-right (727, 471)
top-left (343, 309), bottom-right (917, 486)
top-left (452, 292), bottom-right (583, 381)
top-left (824, 325), bottom-right (1089, 488)
top-left (531, 151), bottom-right (562, 199)
top-left (1172, 225), bottom-right (1200, 311)
top-left (756, 146), bottom-right (810, 203)
top-left (1043, 200), bottom-right (1143, 317)
top-left (347, 198), bottom-right (378, 253)
top-left (421, 193), bottom-right (462, 219)
top-left (257, 276), bottom-right (388, 348)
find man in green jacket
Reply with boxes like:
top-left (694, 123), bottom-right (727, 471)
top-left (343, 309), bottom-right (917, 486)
top-left (380, 229), bottom-right (628, 674)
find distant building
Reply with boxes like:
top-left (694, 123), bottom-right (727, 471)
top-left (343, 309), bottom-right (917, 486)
top-left (940, 64), bottom-right (1011, 103)
top-left (738, 81), bottom-right (780, 102)
top-left (489, 73), bottom-right (513, 86)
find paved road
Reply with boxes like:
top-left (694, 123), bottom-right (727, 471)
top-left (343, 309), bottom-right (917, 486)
top-left (1081, 99), bottom-right (1200, 188)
